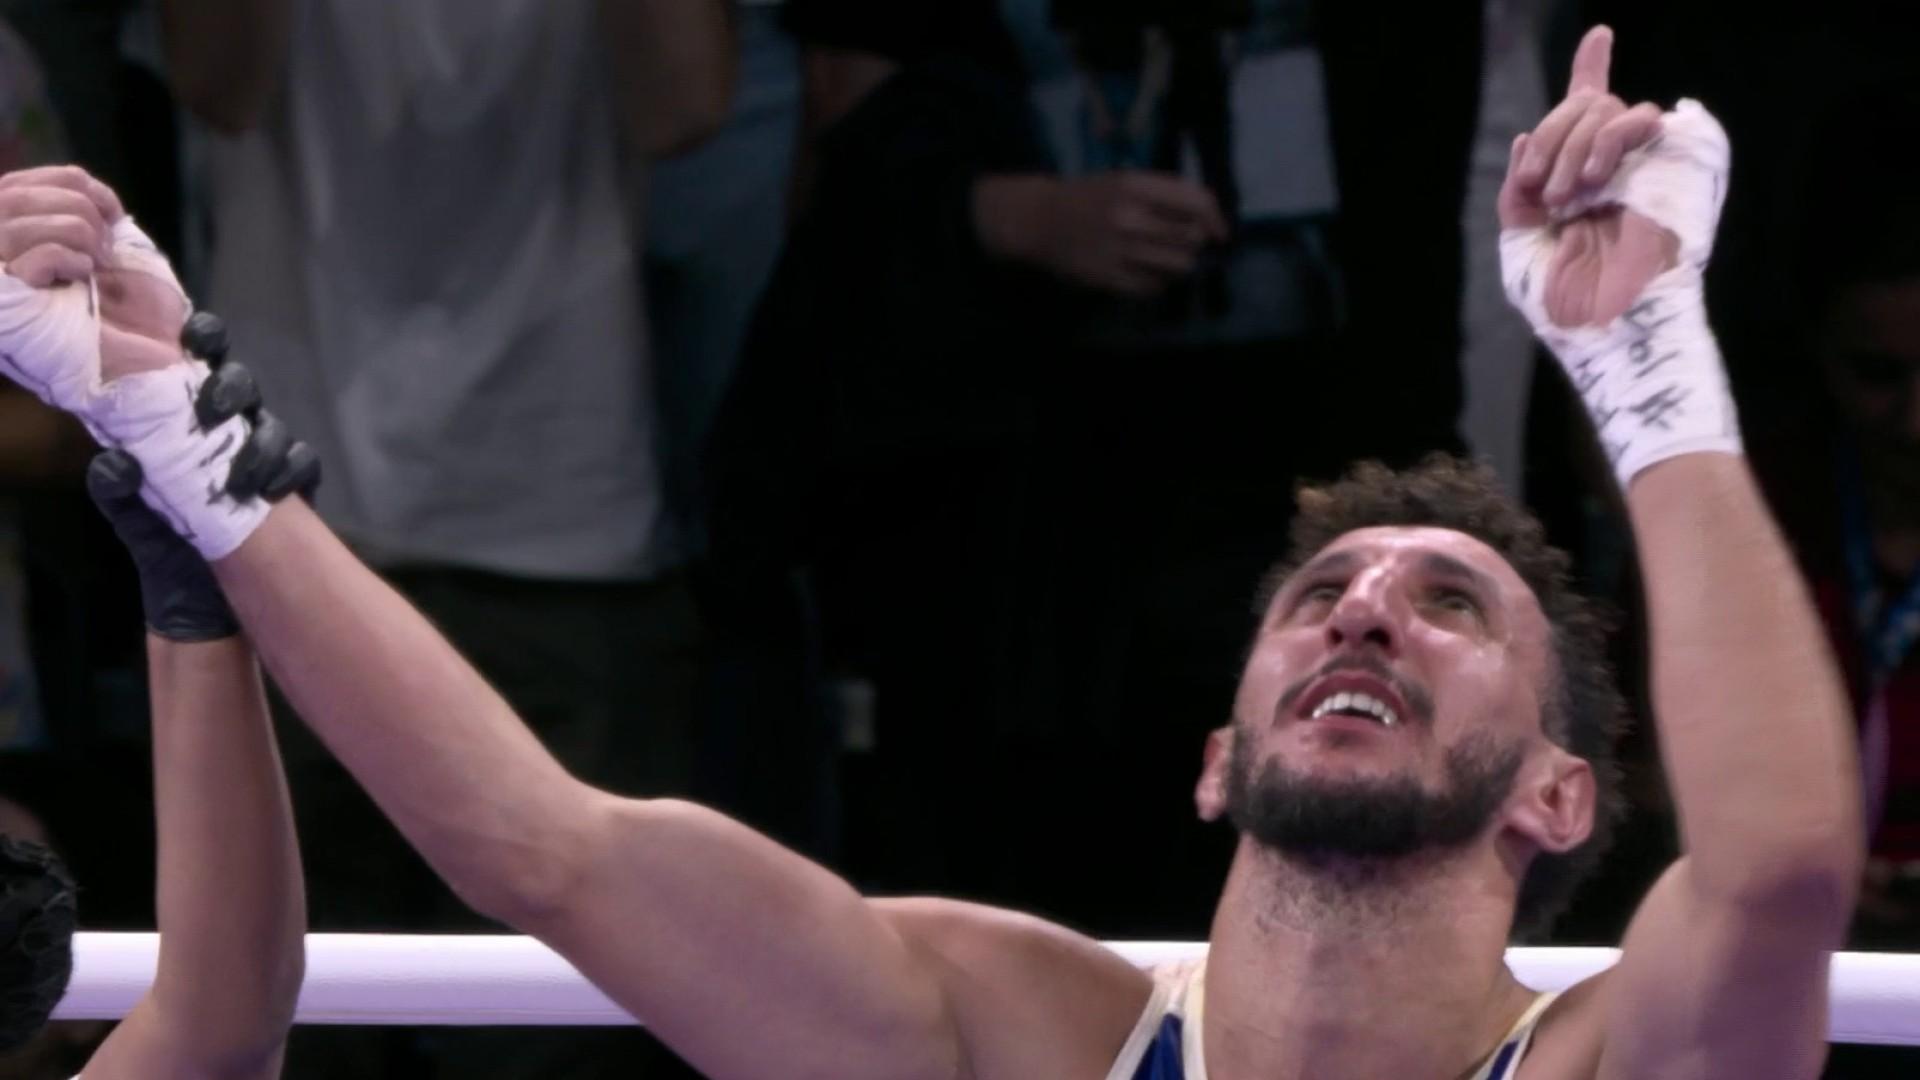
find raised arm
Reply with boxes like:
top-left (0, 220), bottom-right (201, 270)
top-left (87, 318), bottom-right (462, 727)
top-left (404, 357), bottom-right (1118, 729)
top-left (0, 162), bottom-right (1148, 1080)
top-left (214, 504), bottom-right (1149, 1077)
top-left (210, 499), bottom-right (966, 1080)
top-left (84, 636), bottom-right (302, 1080)
top-left (158, 0), bottom-right (293, 134)
top-left (597, 0), bottom-right (737, 158)
top-left (1603, 457), bottom-right (1860, 1077)
top-left (1499, 28), bottom-right (1862, 1080)
top-left (78, 452), bottom-right (305, 1080)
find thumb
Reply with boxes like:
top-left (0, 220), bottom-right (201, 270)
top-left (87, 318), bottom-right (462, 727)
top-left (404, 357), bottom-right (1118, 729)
top-left (86, 446), bottom-right (174, 555)
top-left (85, 447), bottom-right (197, 577)
top-left (85, 448), bottom-right (144, 510)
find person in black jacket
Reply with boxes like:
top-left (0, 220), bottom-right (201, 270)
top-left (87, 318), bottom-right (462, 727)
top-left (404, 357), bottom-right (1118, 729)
top-left (710, 0), bottom-right (1485, 933)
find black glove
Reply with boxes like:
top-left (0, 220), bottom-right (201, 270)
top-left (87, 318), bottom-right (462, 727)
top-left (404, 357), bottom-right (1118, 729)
top-left (85, 312), bottom-right (321, 642)
top-left (87, 449), bottom-right (239, 641)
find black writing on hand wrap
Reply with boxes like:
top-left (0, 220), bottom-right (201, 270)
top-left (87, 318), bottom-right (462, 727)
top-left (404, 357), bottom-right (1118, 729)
top-left (1568, 295), bottom-right (1694, 467)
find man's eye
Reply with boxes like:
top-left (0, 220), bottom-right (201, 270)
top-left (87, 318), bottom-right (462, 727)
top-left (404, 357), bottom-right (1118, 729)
top-left (1301, 583), bottom-right (1344, 605)
top-left (1432, 588), bottom-right (1481, 615)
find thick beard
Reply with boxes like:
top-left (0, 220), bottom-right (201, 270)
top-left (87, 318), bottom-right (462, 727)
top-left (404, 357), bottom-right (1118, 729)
top-left (1223, 725), bottom-right (1524, 861)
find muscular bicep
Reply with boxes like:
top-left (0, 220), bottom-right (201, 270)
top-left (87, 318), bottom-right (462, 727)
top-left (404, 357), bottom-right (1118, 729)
top-left (1593, 859), bottom-right (1842, 1080)
top-left (532, 797), bottom-right (965, 1080)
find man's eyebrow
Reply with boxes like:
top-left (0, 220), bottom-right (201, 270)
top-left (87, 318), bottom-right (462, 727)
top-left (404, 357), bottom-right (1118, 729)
top-left (1289, 549), bottom-right (1361, 587)
top-left (1420, 551), bottom-right (1502, 599)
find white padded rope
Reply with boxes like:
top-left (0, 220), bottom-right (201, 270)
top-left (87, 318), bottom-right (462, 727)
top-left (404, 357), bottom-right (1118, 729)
top-left (47, 934), bottom-right (1920, 1044)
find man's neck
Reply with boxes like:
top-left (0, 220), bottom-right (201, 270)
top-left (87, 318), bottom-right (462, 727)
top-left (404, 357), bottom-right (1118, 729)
top-left (1201, 839), bottom-right (1537, 1080)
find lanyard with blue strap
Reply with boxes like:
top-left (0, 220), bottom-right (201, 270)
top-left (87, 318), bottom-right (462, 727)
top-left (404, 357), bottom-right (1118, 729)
top-left (1840, 452), bottom-right (1920, 841)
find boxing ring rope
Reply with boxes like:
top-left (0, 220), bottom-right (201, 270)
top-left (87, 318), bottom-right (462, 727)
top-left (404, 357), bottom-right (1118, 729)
top-left (48, 934), bottom-right (1920, 1045)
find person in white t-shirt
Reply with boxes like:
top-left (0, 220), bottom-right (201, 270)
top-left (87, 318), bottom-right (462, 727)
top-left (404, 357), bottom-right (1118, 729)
top-left (162, 0), bottom-right (732, 583)
top-left (156, 3), bottom-right (734, 1075)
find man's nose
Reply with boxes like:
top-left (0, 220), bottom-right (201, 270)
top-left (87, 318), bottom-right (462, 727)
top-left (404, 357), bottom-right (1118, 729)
top-left (1324, 570), bottom-right (1399, 656)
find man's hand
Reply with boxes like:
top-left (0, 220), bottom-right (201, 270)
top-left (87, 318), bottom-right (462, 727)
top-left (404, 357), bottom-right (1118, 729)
top-left (0, 165), bottom-right (121, 284)
top-left (0, 166), bottom-right (190, 381)
top-left (974, 171), bottom-right (1229, 298)
top-left (0, 165), bottom-right (276, 559)
top-left (1496, 27), bottom-right (1670, 328)
top-left (88, 389), bottom-right (319, 644)
top-left (1495, 27), bottom-right (1738, 488)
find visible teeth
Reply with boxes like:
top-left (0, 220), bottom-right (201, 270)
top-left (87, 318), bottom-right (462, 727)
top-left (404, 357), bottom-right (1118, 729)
top-left (1310, 690), bottom-right (1399, 726)
top-left (1351, 693), bottom-right (1397, 727)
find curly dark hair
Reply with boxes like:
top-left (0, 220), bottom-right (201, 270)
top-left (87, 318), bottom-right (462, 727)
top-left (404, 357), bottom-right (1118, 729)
top-left (0, 834), bottom-right (77, 1052)
top-left (1255, 455), bottom-right (1630, 938)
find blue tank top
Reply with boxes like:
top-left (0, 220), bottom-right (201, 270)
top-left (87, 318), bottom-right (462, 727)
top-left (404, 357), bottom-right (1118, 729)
top-left (1106, 962), bottom-right (1557, 1080)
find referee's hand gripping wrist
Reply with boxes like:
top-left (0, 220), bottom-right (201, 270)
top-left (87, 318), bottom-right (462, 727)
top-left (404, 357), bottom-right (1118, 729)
top-left (88, 313), bottom-right (320, 641)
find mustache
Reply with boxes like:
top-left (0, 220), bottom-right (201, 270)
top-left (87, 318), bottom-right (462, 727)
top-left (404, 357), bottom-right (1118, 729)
top-left (1276, 654), bottom-right (1435, 725)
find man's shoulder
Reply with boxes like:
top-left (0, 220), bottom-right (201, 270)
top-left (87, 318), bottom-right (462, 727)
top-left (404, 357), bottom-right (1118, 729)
top-left (874, 897), bottom-right (1155, 1080)
top-left (873, 897), bottom-right (1153, 1002)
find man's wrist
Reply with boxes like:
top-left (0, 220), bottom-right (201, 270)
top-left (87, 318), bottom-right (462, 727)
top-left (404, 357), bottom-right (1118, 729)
top-left (94, 365), bottom-right (271, 560)
top-left (972, 174), bottom-right (1059, 266)
top-left (1622, 445), bottom-right (1749, 495)
top-left (1541, 273), bottom-right (1743, 487)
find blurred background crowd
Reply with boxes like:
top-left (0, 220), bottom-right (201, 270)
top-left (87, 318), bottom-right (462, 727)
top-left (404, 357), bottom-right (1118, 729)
top-left (0, 0), bottom-right (1916, 1076)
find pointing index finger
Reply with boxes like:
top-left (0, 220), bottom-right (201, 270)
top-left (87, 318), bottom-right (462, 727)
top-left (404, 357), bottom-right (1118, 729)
top-left (1568, 25), bottom-right (1614, 96)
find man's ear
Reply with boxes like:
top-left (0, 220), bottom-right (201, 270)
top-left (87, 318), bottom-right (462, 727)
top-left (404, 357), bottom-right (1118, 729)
top-left (1196, 726), bottom-right (1233, 822)
top-left (1507, 751), bottom-right (1595, 855)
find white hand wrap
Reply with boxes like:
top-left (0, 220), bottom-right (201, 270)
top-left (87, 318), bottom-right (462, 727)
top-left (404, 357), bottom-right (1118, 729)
top-left (1500, 99), bottom-right (1742, 488)
top-left (0, 218), bottom-right (266, 559)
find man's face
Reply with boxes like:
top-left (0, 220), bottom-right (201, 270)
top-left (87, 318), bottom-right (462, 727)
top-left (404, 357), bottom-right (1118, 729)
top-left (1823, 279), bottom-right (1920, 517)
top-left (1215, 526), bottom-right (1557, 858)
top-left (1824, 279), bottom-right (1920, 444)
